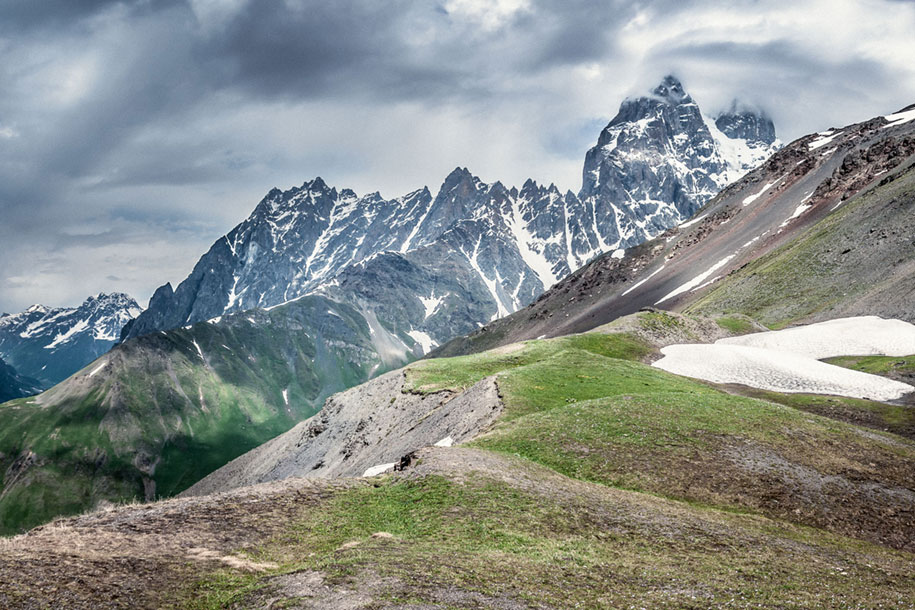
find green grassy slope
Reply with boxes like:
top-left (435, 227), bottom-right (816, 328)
top-left (405, 324), bottom-right (915, 551)
top-left (0, 295), bottom-right (405, 535)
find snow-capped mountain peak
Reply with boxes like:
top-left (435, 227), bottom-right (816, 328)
top-left (123, 76), bottom-right (779, 350)
top-left (0, 293), bottom-right (142, 386)
top-left (582, 75), bottom-right (780, 229)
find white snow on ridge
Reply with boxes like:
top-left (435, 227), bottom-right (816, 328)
top-left (655, 255), bottom-right (735, 304)
top-left (621, 265), bottom-right (665, 297)
top-left (44, 319), bottom-right (90, 349)
top-left (462, 236), bottom-right (510, 320)
top-left (780, 202), bottom-right (813, 227)
top-left (882, 108), bottom-right (915, 128)
top-left (192, 339), bottom-right (205, 361)
top-left (678, 213), bottom-right (708, 229)
top-left (87, 361), bottom-right (106, 378)
top-left (508, 196), bottom-right (558, 290)
top-left (434, 436), bottom-right (454, 447)
top-left (719, 316), bottom-right (915, 359)
top-left (742, 180), bottom-right (779, 206)
top-left (808, 130), bottom-right (840, 150)
top-left (407, 329), bottom-right (437, 355)
top-left (704, 115), bottom-right (779, 186)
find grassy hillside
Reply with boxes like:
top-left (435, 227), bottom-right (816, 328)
top-left (183, 455), bottom-right (914, 609)
top-left (2, 314), bottom-right (914, 607)
top-left (406, 323), bottom-right (915, 550)
top-left (0, 295), bottom-right (404, 534)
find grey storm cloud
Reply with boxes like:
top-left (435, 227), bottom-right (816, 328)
top-left (0, 0), bottom-right (914, 313)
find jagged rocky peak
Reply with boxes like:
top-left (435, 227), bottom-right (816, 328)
top-left (440, 167), bottom-right (481, 195)
top-left (715, 100), bottom-right (777, 145)
top-left (125, 76), bottom-right (780, 342)
top-left (651, 74), bottom-right (691, 104)
top-left (0, 292), bottom-right (142, 386)
top-left (582, 75), bottom-right (780, 220)
top-left (581, 74), bottom-right (723, 226)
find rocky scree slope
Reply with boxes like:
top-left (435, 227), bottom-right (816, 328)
top-left (435, 103), bottom-right (915, 356)
top-left (0, 293), bottom-right (141, 387)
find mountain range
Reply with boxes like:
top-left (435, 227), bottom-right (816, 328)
top-left (0, 293), bottom-right (142, 388)
top-left (436, 103), bottom-right (915, 355)
top-left (123, 75), bottom-right (778, 344)
top-left (0, 76), bottom-right (781, 533)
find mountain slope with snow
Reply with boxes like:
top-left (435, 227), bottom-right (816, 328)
top-left (124, 76), bottom-right (777, 346)
top-left (435, 102), bottom-right (915, 356)
top-left (0, 293), bottom-right (142, 386)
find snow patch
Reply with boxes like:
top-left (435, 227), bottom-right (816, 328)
top-left (655, 255), bottom-right (735, 304)
top-left (808, 130), bottom-right (840, 150)
top-left (192, 339), bottom-right (205, 361)
top-left (87, 361), bottom-right (106, 378)
top-left (678, 213), bottom-right (708, 229)
top-left (621, 265), bottom-right (665, 297)
top-left (654, 317), bottom-right (915, 402)
top-left (434, 436), bottom-right (454, 447)
top-left (742, 180), bottom-right (778, 206)
top-left (718, 316), bottom-right (915, 359)
top-left (407, 329), bottom-right (437, 354)
top-left (363, 463), bottom-right (396, 477)
top-left (654, 343), bottom-right (912, 401)
top-left (419, 292), bottom-right (444, 320)
top-left (282, 389), bottom-right (289, 406)
top-left (611, 248), bottom-right (625, 259)
top-left (882, 108), bottom-right (915, 128)
top-left (780, 202), bottom-right (812, 227)
top-left (462, 236), bottom-right (510, 319)
top-left (508, 195), bottom-right (558, 289)
top-left (44, 319), bottom-right (90, 349)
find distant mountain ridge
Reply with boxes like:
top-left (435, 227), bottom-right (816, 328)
top-left (0, 356), bottom-right (41, 402)
top-left (123, 75), bottom-right (779, 344)
top-left (0, 293), bottom-right (142, 386)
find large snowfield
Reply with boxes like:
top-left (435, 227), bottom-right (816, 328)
top-left (653, 316), bottom-right (915, 401)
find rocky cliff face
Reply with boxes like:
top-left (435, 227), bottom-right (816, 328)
top-left (0, 293), bottom-right (142, 386)
top-left (580, 76), bottom-right (780, 239)
top-left (124, 76), bottom-right (778, 351)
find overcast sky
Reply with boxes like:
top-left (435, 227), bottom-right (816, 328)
top-left (1, 0), bottom-right (914, 313)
